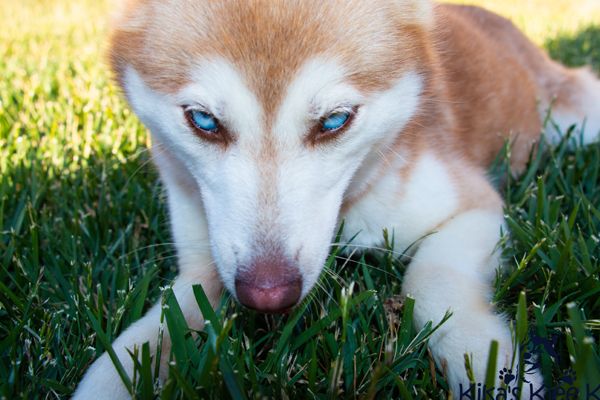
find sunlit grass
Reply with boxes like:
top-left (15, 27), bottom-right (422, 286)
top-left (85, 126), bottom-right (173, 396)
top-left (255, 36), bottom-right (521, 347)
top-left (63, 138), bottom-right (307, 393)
top-left (446, 0), bottom-right (600, 44)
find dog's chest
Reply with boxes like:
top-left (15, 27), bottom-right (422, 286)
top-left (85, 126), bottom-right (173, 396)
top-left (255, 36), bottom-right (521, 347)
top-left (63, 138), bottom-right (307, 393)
top-left (339, 153), bottom-right (460, 252)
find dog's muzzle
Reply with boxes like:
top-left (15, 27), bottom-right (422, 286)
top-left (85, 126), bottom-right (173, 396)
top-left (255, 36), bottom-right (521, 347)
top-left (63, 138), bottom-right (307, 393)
top-left (234, 256), bottom-right (302, 313)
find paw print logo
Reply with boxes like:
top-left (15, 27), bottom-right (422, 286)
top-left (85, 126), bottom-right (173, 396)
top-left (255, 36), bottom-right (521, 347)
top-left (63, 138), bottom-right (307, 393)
top-left (499, 368), bottom-right (516, 385)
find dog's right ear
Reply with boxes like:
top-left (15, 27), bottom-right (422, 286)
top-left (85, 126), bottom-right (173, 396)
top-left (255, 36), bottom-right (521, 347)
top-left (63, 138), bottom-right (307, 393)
top-left (109, 0), bottom-right (150, 33)
top-left (389, 0), bottom-right (434, 27)
top-left (107, 0), bottom-right (151, 88)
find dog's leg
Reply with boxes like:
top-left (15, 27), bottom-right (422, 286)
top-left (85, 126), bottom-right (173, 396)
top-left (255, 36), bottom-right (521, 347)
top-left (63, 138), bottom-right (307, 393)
top-left (74, 149), bottom-right (221, 399)
top-left (73, 267), bottom-right (221, 399)
top-left (401, 208), bottom-right (544, 397)
top-left (543, 66), bottom-right (600, 146)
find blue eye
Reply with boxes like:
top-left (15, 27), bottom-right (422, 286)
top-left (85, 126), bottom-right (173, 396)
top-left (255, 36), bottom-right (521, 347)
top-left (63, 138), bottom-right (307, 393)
top-left (187, 109), bottom-right (218, 132)
top-left (321, 111), bottom-right (350, 131)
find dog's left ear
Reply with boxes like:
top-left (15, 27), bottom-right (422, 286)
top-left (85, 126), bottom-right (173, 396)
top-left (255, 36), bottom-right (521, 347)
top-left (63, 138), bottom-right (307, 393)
top-left (390, 0), bottom-right (434, 27)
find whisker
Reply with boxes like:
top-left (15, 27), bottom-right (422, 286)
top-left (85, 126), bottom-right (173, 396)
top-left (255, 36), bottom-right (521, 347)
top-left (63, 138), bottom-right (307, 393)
top-left (123, 144), bottom-right (167, 188)
top-left (331, 255), bottom-right (401, 279)
top-left (330, 242), bottom-right (416, 259)
top-left (321, 267), bottom-right (345, 286)
top-left (311, 279), bottom-right (338, 307)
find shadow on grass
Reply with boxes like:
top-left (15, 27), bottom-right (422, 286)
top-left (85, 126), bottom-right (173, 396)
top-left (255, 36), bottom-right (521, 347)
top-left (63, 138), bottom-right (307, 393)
top-left (545, 24), bottom-right (600, 73)
top-left (0, 149), bottom-right (177, 397)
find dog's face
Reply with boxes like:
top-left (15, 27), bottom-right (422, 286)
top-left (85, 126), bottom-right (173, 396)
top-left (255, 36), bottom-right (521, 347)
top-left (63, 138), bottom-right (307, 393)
top-left (112, 0), bottom-right (431, 312)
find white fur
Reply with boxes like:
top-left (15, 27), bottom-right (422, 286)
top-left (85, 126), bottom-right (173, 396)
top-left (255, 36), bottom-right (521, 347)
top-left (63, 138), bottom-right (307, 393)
top-left (342, 152), bottom-right (459, 251)
top-left (74, 142), bottom-right (223, 399)
top-left (272, 59), bottom-right (424, 294)
top-left (77, 54), bottom-right (545, 399)
top-left (402, 209), bottom-right (544, 396)
top-left (73, 257), bottom-right (221, 400)
top-left (74, 140), bottom-right (223, 399)
top-left (77, 57), bottom-right (426, 397)
top-left (75, 68), bottom-right (225, 399)
top-left (545, 68), bottom-right (600, 146)
top-left (274, 58), bottom-right (363, 143)
top-left (342, 155), bottom-right (546, 396)
top-left (179, 60), bottom-right (265, 143)
top-left (120, 58), bottom-right (424, 299)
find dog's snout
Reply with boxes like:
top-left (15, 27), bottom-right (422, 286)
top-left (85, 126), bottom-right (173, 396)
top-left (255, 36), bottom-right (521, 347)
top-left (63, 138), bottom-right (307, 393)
top-left (235, 257), bottom-right (302, 313)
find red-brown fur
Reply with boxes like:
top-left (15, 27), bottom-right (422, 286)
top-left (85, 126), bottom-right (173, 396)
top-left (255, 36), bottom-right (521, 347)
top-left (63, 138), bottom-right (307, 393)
top-left (110, 1), bottom-right (591, 184)
top-left (73, 2), bottom-right (598, 397)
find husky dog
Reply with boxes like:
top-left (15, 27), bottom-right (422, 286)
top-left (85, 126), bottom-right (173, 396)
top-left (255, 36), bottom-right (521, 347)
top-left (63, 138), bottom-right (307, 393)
top-left (75, 0), bottom-right (599, 397)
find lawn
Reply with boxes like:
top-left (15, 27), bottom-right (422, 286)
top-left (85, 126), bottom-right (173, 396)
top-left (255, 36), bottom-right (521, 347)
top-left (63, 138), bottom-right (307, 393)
top-left (1, 1), bottom-right (599, 398)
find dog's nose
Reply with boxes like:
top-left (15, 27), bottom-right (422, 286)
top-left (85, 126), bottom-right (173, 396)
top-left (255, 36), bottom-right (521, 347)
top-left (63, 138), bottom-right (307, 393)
top-left (235, 257), bottom-right (302, 313)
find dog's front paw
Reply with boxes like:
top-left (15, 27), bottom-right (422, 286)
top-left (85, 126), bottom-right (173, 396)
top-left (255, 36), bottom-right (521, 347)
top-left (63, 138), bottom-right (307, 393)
top-left (73, 352), bottom-right (132, 400)
top-left (429, 313), bottom-right (544, 399)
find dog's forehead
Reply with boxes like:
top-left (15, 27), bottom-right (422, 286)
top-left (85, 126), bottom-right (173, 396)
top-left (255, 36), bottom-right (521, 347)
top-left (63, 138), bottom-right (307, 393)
top-left (111, 0), bottom-right (429, 113)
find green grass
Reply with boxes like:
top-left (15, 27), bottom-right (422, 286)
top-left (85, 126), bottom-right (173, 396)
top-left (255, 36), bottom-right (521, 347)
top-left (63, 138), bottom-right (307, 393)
top-left (1, 1), bottom-right (599, 398)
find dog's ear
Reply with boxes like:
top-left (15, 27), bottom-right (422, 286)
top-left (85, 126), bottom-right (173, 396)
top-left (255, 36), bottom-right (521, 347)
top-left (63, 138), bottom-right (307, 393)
top-left (390, 0), bottom-right (434, 27)
top-left (109, 0), bottom-right (150, 33)
top-left (107, 0), bottom-right (151, 89)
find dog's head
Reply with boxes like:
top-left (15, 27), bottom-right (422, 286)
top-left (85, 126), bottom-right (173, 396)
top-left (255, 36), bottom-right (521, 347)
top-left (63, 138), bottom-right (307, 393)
top-left (110, 0), bottom-right (431, 312)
